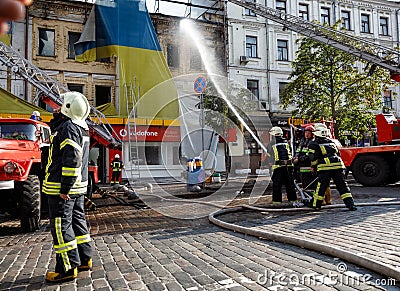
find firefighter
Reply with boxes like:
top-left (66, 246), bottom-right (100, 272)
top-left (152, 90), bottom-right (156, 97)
top-left (30, 110), bottom-right (42, 121)
top-left (43, 92), bottom-right (93, 283)
top-left (266, 126), bottom-right (298, 205)
top-left (294, 125), bottom-right (316, 190)
top-left (308, 127), bottom-right (357, 210)
top-left (313, 123), bottom-right (331, 205)
top-left (110, 154), bottom-right (124, 185)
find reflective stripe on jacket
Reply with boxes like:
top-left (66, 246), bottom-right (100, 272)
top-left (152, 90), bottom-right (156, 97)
top-left (111, 159), bottom-right (124, 171)
top-left (266, 137), bottom-right (293, 170)
top-left (43, 119), bottom-right (90, 195)
top-left (308, 137), bottom-right (345, 171)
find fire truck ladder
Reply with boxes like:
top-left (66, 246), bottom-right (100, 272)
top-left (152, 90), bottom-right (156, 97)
top-left (124, 81), bottom-right (141, 181)
top-left (0, 41), bottom-right (121, 149)
top-left (229, 0), bottom-right (400, 80)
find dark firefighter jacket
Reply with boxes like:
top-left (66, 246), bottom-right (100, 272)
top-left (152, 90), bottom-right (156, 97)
top-left (266, 136), bottom-right (293, 170)
top-left (111, 159), bottom-right (124, 172)
top-left (43, 118), bottom-right (90, 195)
top-left (295, 137), bottom-right (313, 172)
top-left (308, 136), bottom-right (345, 171)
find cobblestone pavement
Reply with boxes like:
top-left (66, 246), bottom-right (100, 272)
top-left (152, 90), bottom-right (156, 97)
top-left (0, 184), bottom-right (399, 290)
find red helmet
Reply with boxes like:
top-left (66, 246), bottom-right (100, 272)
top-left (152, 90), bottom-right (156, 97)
top-left (304, 125), bottom-right (315, 132)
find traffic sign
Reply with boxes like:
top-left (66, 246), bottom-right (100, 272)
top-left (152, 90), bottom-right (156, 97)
top-left (194, 75), bottom-right (207, 94)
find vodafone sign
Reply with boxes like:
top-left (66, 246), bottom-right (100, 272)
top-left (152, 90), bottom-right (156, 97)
top-left (113, 125), bottom-right (180, 142)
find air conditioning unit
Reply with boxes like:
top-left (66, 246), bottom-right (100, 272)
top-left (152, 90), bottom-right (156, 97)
top-left (240, 55), bottom-right (250, 64)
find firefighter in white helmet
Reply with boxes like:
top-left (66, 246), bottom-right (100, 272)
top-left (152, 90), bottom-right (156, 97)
top-left (43, 91), bottom-right (93, 282)
top-left (308, 126), bottom-right (356, 210)
top-left (266, 126), bottom-right (299, 205)
top-left (305, 123), bottom-right (331, 205)
top-left (293, 125), bottom-right (316, 191)
top-left (30, 110), bottom-right (42, 121)
top-left (110, 153), bottom-right (124, 185)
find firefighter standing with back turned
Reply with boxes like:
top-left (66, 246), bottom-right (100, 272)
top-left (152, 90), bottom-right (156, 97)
top-left (294, 125), bottom-right (316, 190)
top-left (308, 126), bottom-right (357, 210)
top-left (266, 126), bottom-right (298, 205)
top-left (43, 92), bottom-right (93, 283)
top-left (110, 154), bottom-right (124, 185)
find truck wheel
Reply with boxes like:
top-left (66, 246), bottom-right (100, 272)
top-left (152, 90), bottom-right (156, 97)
top-left (18, 175), bottom-right (41, 232)
top-left (352, 155), bottom-right (390, 186)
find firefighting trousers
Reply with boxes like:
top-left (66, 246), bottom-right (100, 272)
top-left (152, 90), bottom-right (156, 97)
top-left (48, 194), bottom-right (92, 274)
top-left (111, 171), bottom-right (121, 184)
top-left (272, 166), bottom-right (298, 203)
top-left (312, 169), bottom-right (353, 208)
top-left (299, 171), bottom-right (317, 191)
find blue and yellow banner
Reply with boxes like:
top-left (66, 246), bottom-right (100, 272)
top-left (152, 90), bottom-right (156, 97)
top-left (75, 0), bottom-right (178, 119)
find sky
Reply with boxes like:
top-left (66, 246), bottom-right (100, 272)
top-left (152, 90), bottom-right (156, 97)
top-left (73, 0), bottom-right (400, 18)
top-left (71, 0), bottom-right (210, 18)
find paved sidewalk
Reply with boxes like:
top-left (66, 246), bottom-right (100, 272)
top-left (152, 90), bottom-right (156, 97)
top-left (0, 185), bottom-right (399, 290)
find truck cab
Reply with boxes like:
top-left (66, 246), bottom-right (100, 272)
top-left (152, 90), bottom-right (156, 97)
top-left (0, 118), bottom-right (51, 231)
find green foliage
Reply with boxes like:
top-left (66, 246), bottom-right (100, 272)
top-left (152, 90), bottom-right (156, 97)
top-left (280, 24), bottom-right (396, 139)
top-left (196, 80), bottom-right (258, 137)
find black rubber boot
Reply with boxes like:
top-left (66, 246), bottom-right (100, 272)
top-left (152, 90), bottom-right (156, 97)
top-left (343, 198), bottom-right (357, 211)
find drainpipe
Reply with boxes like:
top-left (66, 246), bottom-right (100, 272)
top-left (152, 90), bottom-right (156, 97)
top-left (396, 7), bottom-right (400, 50)
top-left (24, 6), bottom-right (29, 101)
top-left (333, 0), bottom-right (338, 23)
top-left (265, 0), bottom-right (272, 113)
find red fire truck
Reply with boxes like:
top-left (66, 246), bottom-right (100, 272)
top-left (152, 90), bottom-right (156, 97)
top-left (339, 114), bottom-right (400, 186)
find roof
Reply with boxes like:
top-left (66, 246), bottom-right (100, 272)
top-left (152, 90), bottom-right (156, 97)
top-left (0, 87), bottom-right (52, 121)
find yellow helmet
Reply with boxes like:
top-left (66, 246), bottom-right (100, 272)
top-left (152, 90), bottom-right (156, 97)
top-left (61, 92), bottom-right (90, 130)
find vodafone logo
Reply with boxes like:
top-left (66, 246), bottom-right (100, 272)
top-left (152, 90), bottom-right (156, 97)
top-left (119, 129), bottom-right (158, 137)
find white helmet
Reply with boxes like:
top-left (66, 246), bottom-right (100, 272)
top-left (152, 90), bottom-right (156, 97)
top-left (115, 154), bottom-right (120, 159)
top-left (32, 111), bottom-right (40, 117)
top-left (61, 92), bottom-right (90, 130)
top-left (270, 126), bottom-right (283, 136)
top-left (314, 123), bottom-right (327, 130)
top-left (314, 128), bottom-right (330, 137)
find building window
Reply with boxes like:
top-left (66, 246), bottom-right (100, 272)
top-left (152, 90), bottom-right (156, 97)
top-left (145, 145), bottom-right (160, 165)
top-left (361, 14), bottom-right (370, 33)
top-left (277, 39), bottom-right (288, 61)
top-left (167, 44), bottom-right (179, 68)
top-left (299, 4), bottom-right (309, 21)
top-left (38, 28), bottom-right (55, 57)
top-left (68, 32), bottom-right (81, 59)
top-left (245, 0), bottom-right (256, 16)
top-left (67, 84), bottom-right (84, 93)
top-left (95, 85), bottom-right (111, 107)
top-left (341, 11), bottom-right (351, 30)
top-left (134, 145), bottom-right (160, 165)
top-left (247, 79), bottom-right (266, 109)
top-left (246, 36), bottom-right (257, 58)
top-left (383, 90), bottom-right (393, 111)
top-left (279, 82), bottom-right (287, 102)
top-left (247, 80), bottom-right (259, 99)
top-left (173, 146), bottom-right (180, 165)
top-left (276, 0), bottom-right (286, 14)
top-left (321, 7), bottom-right (330, 25)
top-left (379, 17), bottom-right (389, 36)
top-left (190, 48), bottom-right (202, 70)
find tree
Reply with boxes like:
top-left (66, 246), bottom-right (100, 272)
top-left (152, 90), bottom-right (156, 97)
top-left (280, 26), bottom-right (396, 140)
